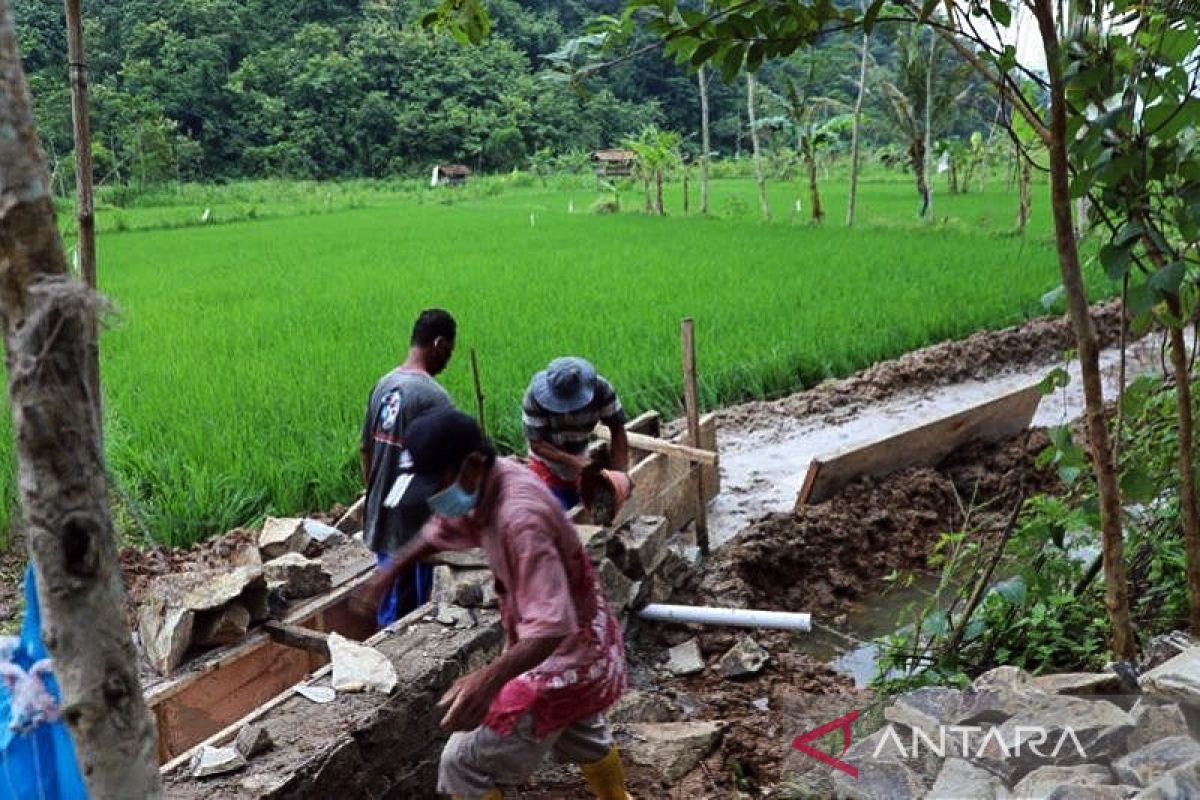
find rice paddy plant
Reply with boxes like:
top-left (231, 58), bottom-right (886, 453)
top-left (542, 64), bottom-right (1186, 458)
top-left (6, 177), bottom-right (1106, 547)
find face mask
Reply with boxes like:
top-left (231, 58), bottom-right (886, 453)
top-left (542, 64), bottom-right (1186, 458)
top-left (428, 481), bottom-right (478, 518)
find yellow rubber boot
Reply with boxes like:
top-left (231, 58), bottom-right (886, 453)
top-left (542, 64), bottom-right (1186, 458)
top-left (579, 746), bottom-right (630, 800)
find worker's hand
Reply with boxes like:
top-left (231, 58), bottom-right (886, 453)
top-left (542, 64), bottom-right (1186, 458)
top-left (437, 669), bottom-right (501, 732)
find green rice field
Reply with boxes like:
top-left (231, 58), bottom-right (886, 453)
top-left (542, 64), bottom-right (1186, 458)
top-left (7, 174), bottom-right (1108, 547)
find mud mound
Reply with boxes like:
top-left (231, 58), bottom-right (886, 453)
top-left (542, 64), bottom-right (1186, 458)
top-left (718, 303), bottom-right (1124, 431)
top-left (693, 431), bottom-right (1054, 620)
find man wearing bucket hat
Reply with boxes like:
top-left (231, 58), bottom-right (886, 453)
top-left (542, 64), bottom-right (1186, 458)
top-left (522, 356), bottom-right (630, 510)
top-left (355, 408), bottom-right (631, 800)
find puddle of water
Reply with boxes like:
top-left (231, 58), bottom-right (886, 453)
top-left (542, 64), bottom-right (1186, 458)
top-left (797, 574), bottom-right (943, 687)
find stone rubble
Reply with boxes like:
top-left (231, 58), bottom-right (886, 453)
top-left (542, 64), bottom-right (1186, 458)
top-left (329, 632), bottom-right (398, 694)
top-left (263, 553), bottom-right (332, 600)
top-left (717, 635), bottom-right (769, 678)
top-left (258, 517), bottom-right (312, 560)
top-left (665, 638), bottom-right (705, 676)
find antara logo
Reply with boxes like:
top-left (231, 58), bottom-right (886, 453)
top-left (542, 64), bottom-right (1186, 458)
top-left (790, 710), bottom-right (859, 778)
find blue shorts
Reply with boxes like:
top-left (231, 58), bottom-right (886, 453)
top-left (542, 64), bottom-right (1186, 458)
top-left (373, 552), bottom-right (433, 627)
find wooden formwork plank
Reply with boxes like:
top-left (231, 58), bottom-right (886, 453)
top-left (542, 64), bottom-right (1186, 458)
top-left (795, 383), bottom-right (1042, 508)
top-left (617, 413), bottom-right (719, 531)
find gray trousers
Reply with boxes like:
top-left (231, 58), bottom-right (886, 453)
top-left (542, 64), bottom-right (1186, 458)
top-left (438, 713), bottom-right (613, 796)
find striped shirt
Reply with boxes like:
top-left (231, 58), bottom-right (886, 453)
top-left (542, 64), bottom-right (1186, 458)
top-left (522, 376), bottom-right (625, 458)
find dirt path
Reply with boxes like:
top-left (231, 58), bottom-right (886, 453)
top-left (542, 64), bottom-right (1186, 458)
top-left (710, 313), bottom-right (1165, 547)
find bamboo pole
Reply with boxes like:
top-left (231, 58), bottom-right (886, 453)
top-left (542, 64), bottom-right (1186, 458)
top-left (470, 348), bottom-right (487, 435)
top-left (65, 0), bottom-right (100, 406)
top-left (681, 318), bottom-right (709, 554)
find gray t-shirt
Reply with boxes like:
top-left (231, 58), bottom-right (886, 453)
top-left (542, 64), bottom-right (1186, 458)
top-left (361, 368), bottom-right (452, 553)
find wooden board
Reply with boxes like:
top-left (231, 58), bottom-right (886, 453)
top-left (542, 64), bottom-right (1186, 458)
top-left (612, 412), bottom-right (719, 531)
top-left (796, 383), bottom-right (1042, 508)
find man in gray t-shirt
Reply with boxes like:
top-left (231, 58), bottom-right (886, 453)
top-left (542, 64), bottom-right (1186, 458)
top-left (360, 309), bottom-right (456, 625)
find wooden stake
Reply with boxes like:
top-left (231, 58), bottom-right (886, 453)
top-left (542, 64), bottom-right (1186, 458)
top-left (470, 348), bottom-right (487, 435)
top-left (65, 0), bottom-right (100, 406)
top-left (681, 318), bottom-right (709, 554)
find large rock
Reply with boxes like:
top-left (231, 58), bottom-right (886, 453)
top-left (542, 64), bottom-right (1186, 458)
top-left (431, 566), bottom-right (496, 608)
top-left (1114, 736), bottom-right (1200, 788)
top-left (1013, 764), bottom-right (1116, 799)
top-left (264, 553), bottom-right (332, 600)
top-left (1032, 672), bottom-right (1122, 697)
top-left (957, 665), bottom-right (1039, 726)
top-left (973, 695), bottom-right (1134, 784)
top-left (608, 515), bottom-right (668, 579)
top-left (259, 517), bottom-right (311, 559)
top-left (1046, 787), bottom-right (1136, 799)
top-left (608, 691), bottom-right (681, 724)
top-left (1141, 632), bottom-right (1197, 672)
top-left (138, 564), bottom-right (266, 674)
top-left (430, 548), bottom-right (489, 569)
top-left (597, 559), bottom-right (640, 614)
top-left (1127, 700), bottom-right (1191, 752)
top-left (193, 601), bottom-right (251, 647)
top-left (826, 723), bottom-right (939, 800)
top-left (666, 639), bottom-right (705, 676)
top-left (190, 745), bottom-right (247, 778)
top-left (138, 604), bottom-right (194, 676)
top-left (622, 721), bottom-right (724, 783)
top-left (1134, 756), bottom-right (1200, 799)
top-left (234, 723), bottom-right (274, 759)
top-left (927, 757), bottom-right (1009, 799)
top-left (329, 632), bottom-right (398, 694)
top-left (885, 687), bottom-right (963, 744)
top-left (302, 519), bottom-right (346, 549)
top-left (1141, 648), bottom-right (1200, 706)
top-left (718, 636), bottom-right (769, 679)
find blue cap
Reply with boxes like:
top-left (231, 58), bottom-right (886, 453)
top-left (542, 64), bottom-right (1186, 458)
top-left (531, 356), bottom-right (597, 414)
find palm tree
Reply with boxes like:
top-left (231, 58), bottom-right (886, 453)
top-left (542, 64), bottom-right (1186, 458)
top-left (623, 125), bottom-right (682, 216)
top-left (874, 27), bottom-right (974, 217)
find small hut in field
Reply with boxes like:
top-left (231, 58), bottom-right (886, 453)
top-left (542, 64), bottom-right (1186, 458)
top-left (431, 164), bottom-right (471, 187)
top-left (590, 149), bottom-right (636, 178)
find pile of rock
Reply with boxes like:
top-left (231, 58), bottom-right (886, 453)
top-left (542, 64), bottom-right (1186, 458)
top-left (424, 515), bottom-right (698, 630)
top-left (138, 517), bottom-right (336, 675)
top-left (820, 651), bottom-right (1200, 800)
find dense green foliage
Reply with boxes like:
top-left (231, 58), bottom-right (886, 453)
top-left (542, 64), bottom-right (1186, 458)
top-left (6, 173), bottom-right (1072, 547)
top-left (16, 0), bottom-right (995, 187)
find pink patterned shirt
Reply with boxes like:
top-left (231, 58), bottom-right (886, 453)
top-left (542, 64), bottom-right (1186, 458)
top-left (422, 458), bottom-right (627, 737)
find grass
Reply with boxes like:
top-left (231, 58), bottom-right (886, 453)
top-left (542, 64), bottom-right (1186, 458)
top-left (7, 170), bottom-right (1108, 547)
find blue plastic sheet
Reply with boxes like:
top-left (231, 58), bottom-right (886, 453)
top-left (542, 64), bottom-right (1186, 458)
top-left (0, 565), bottom-right (88, 800)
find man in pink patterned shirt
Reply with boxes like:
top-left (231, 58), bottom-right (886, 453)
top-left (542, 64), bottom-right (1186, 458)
top-left (358, 408), bottom-right (630, 800)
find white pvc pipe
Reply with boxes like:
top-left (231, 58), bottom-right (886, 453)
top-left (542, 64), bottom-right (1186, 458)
top-left (637, 603), bottom-right (812, 632)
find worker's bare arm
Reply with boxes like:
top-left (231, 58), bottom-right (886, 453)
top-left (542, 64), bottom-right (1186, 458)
top-left (607, 422), bottom-right (630, 472)
top-left (530, 440), bottom-right (592, 477)
top-left (351, 535), bottom-right (438, 617)
top-left (437, 635), bottom-right (566, 731)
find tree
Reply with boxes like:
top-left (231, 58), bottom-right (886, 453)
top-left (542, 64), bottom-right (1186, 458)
top-left (746, 72), bottom-right (770, 220)
top-left (874, 25), bottom-right (973, 218)
top-left (0, 1), bottom-right (164, 794)
top-left (698, 64), bottom-right (711, 214)
top-left (846, 24), bottom-right (869, 226)
top-left (624, 124), bottom-right (681, 215)
top-left (779, 78), bottom-right (848, 224)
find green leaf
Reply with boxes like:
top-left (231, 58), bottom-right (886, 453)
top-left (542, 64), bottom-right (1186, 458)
top-left (1099, 243), bottom-right (1133, 281)
top-left (1037, 366), bottom-right (1070, 395)
top-left (1127, 281), bottom-right (1158, 316)
top-left (690, 39), bottom-right (720, 66)
top-left (1150, 260), bottom-right (1187, 295)
top-left (990, 575), bottom-right (1027, 606)
top-left (863, 0), bottom-right (886, 32)
top-left (989, 0), bottom-right (1012, 26)
top-left (1120, 466), bottom-right (1157, 504)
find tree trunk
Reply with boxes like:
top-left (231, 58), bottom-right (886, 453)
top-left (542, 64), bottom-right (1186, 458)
top-left (806, 152), bottom-right (823, 223)
top-left (1033, 0), bottom-right (1135, 660)
top-left (847, 28), bottom-right (868, 226)
top-left (682, 164), bottom-right (689, 215)
top-left (1017, 149), bottom-right (1032, 234)
top-left (1169, 301), bottom-right (1200, 634)
top-left (642, 171), bottom-right (652, 213)
top-left (747, 73), bottom-right (771, 220)
top-left (0, 3), bottom-right (164, 795)
top-left (923, 31), bottom-right (936, 220)
top-left (912, 136), bottom-right (930, 216)
top-left (655, 168), bottom-right (664, 215)
top-left (699, 65), bottom-right (711, 216)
